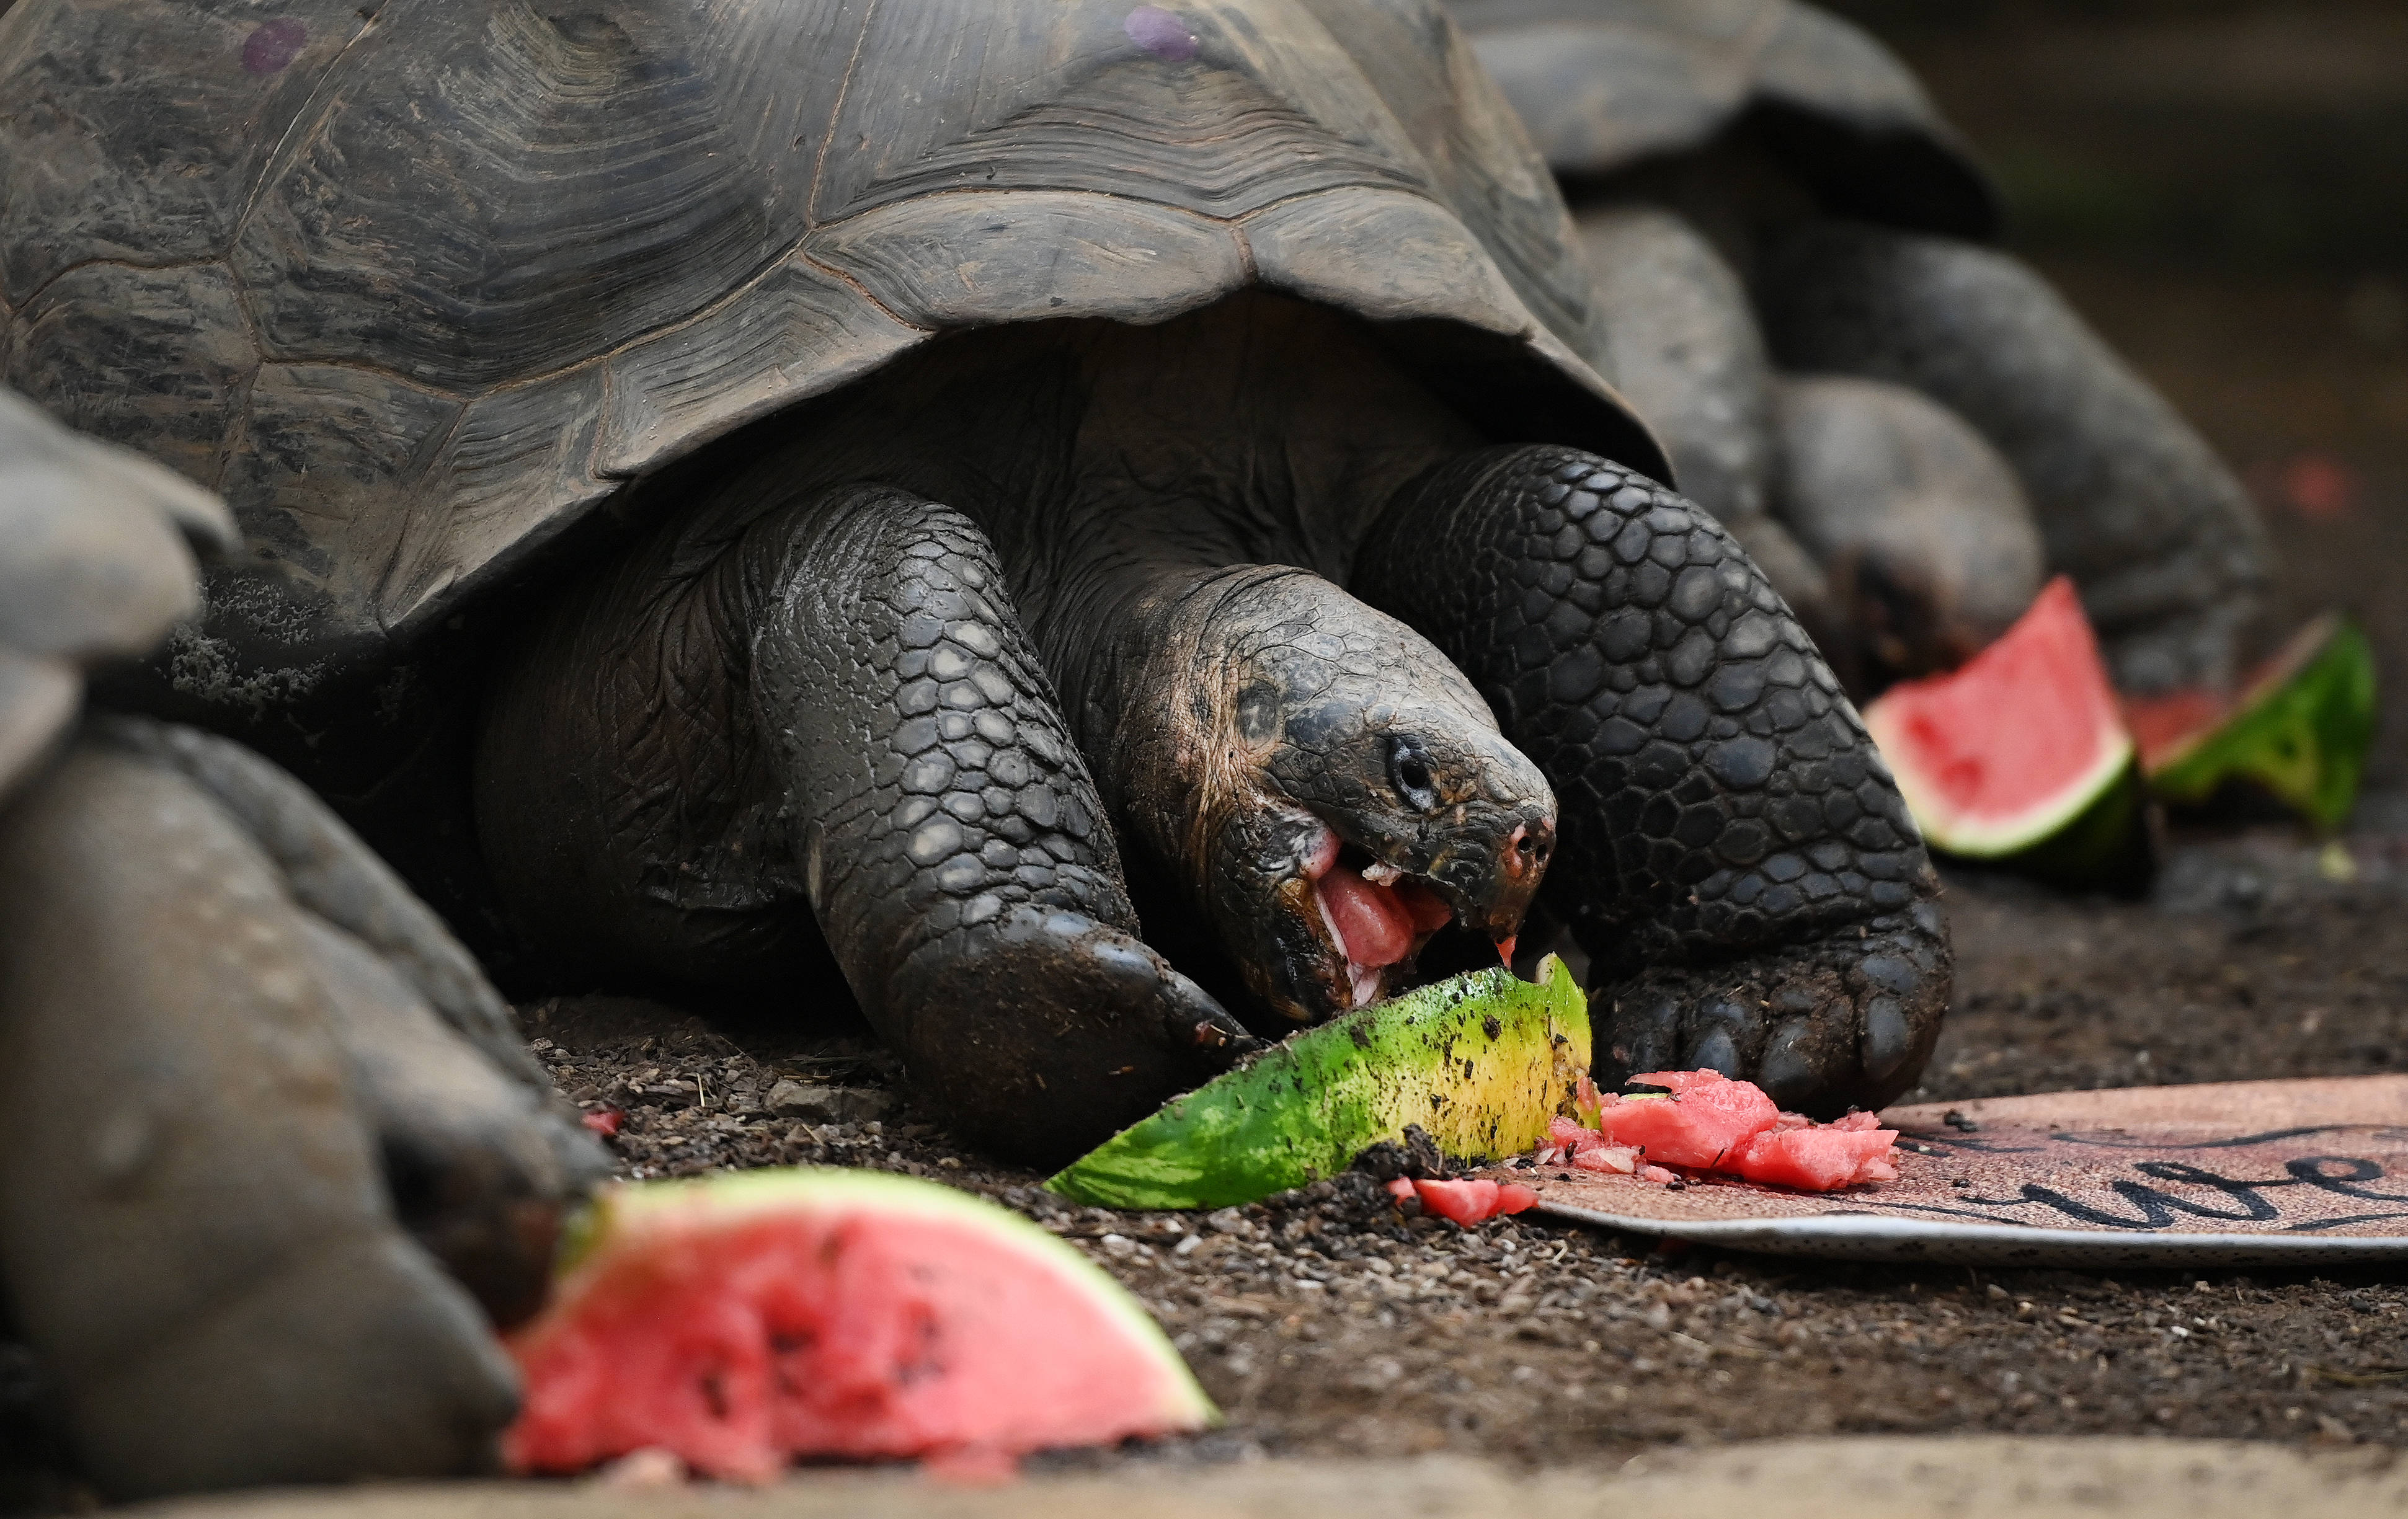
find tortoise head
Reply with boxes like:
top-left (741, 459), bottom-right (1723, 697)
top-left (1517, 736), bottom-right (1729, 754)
top-left (1120, 567), bottom-right (1555, 1025)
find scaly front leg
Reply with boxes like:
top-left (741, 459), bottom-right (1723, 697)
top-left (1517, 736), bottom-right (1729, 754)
top-left (476, 484), bottom-right (1261, 1166)
top-left (1354, 446), bottom-right (1949, 1113)
top-left (744, 488), bottom-right (1262, 1161)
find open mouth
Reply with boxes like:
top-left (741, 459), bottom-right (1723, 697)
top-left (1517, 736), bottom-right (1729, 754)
top-left (1300, 825), bottom-right (1458, 1009)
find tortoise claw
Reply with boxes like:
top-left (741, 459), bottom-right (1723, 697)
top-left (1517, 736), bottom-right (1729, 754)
top-left (1596, 903), bottom-right (1950, 1116)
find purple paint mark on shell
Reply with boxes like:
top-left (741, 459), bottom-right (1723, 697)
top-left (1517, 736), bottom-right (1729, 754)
top-left (242, 18), bottom-right (308, 74)
top-left (1124, 6), bottom-right (1198, 62)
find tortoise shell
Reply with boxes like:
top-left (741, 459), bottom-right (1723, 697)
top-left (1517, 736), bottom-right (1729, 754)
top-left (0, 0), bottom-right (1662, 680)
top-left (1444, 0), bottom-right (1999, 237)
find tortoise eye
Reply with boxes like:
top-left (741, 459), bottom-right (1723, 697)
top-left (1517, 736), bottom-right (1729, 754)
top-left (1388, 735), bottom-right (1439, 812)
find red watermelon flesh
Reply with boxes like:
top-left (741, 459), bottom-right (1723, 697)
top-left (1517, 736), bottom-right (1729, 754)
top-left (1592, 1070), bottom-right (1781, 1169)
top-left (502, 1169), bottom-right (1213, 1481)
top-left (1535, 1072), bottom-right (1900, 1192)
top-left (1862, 576), bottom-right (2132, 857)
top-left (1387, 1176), bottom-right (1540, 1225)
top-left (1728, 1119), bottom-right (1901, 1190)
top-left (1535, 1115), bottom-right (1639, 1173)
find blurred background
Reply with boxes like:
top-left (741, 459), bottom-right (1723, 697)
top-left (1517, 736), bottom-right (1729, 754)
top-left (1824, 0), bottom-right (2408, 791)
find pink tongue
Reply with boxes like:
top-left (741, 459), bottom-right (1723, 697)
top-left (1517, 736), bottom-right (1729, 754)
top-left (1317, 864), bottom-right (1415, 968)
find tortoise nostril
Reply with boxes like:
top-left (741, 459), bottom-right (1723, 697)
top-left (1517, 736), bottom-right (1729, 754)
top-left (1512, 822), bottom-right (1554, 868)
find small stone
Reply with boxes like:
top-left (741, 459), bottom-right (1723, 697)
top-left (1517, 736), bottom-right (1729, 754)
top-left (765, 1080), bottom-right (896, 1125)
top-left (594, 1447), bottom-right (686, 1489)
top-left (630, 1079), bottom-right (699, 1110)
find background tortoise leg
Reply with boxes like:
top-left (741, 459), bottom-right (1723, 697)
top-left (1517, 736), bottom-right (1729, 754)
top-left (1354, 446), bottom-right (1948, 1114)
top-left (742, 489), bottom-right (1260, 1162)
top-left (95, 717), bottom-right (606, 1327)
top-left (1768, 373), bottom-right (2048, 683)
top-left (1575, 204), bottom-right (1852, 675)
top-left (0, 729), bottom-right (528, 1499)
top-left (1754, 219), bottom-right (2272, 696)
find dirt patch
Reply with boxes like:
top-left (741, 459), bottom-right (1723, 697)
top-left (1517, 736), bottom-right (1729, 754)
top-left (517, 815), bottom-right (2408, 1466)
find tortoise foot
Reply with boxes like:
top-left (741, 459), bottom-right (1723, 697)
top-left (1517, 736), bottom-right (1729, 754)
top-left (100, 717), bottom-right (608, 1329)
top-left (1599, 901), bottom-right (1948, 1115)
top-left (302, 913), bottom-right (606, 1329)
top-left (0, 724), bottom-right (594, 1498)
top-left (893, 905), bottom-right (1264, 1166)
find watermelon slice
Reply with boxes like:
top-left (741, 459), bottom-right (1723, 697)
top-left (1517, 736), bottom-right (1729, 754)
top-left (501, 1169), bottom-right (1213, 1481)
top-left (1047, 957), bottom-right (1591, 1211)
top-left (1863, 577), bottom-right (2153, 889)
top-left (2126, 613), bottom-right (2376, 832)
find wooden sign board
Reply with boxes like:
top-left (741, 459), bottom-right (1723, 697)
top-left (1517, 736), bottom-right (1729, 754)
top-left (1498, 1075), bottom-right (2408, 1266)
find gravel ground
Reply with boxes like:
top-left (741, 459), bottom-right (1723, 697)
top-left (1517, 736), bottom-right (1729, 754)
top-left (526, 814), bottom-right (2408, 1464)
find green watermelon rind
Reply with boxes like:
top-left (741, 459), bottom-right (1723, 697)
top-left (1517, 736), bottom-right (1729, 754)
top-left (1873, 698), bottom-right (2133, 859)
top-left (1046, 956), bottom-right (1591, 1212)
top-left (2146, 615), bottom-right (2377, 832)
top-left (1979, 751), bottom-right (2155, 892)
top-left (538, 1167), bottom-right (1216, 1429)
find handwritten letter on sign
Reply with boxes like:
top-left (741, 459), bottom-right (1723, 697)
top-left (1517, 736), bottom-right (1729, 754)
top-left (1506, 1076), bottom-right (2408, 1266)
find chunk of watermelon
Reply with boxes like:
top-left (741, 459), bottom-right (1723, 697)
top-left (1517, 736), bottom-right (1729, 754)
top-left (1537, 1114), bottom-right (1640, 1173)
top-left (1726, 1125), bottom-right (1901, 1189)
top-left (1404, 1177), bottom-right (1539, 1226)
top-left (502, 1169), bottom-right (1214, 1481)
top-left (1535, 1071), bottom-right (1900, 1193)
top-left (1591, 1070), bottom-right (1780, 1169)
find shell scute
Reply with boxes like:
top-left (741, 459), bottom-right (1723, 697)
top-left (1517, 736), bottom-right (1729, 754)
top-left (594, 257), bottom-right (920, 484)
top-left (814, 1), bottom-right (1429, 224)
top-left (232, 2), bottom-right (794, 393)
top-left (812, 192), bottom-right (1248, 334)
top-left (1448, 0), bottom-right (1998, 238)
top-left (0, 0), bottom-right (1644, 668)
top-left (0, 0), bottom-right (371, 304)
top-left (6, 262), bottom-right (257, 494)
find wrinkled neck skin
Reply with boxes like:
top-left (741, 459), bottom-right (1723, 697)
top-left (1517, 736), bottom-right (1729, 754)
top-left (703, 292), bottom-right (1547, 1021)
top-left (726, 290), bottom-right (1485, 760)
top-left (1003, 293), bottom-right (1486, 680)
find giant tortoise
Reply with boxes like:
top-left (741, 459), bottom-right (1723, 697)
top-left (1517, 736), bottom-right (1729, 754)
top-left (0, 388), bottom-right (603, 1498)
top-left (1447, 0), bottom-right (2272, 695)
top-left (0, 0), bottom-right (1948, 1161)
